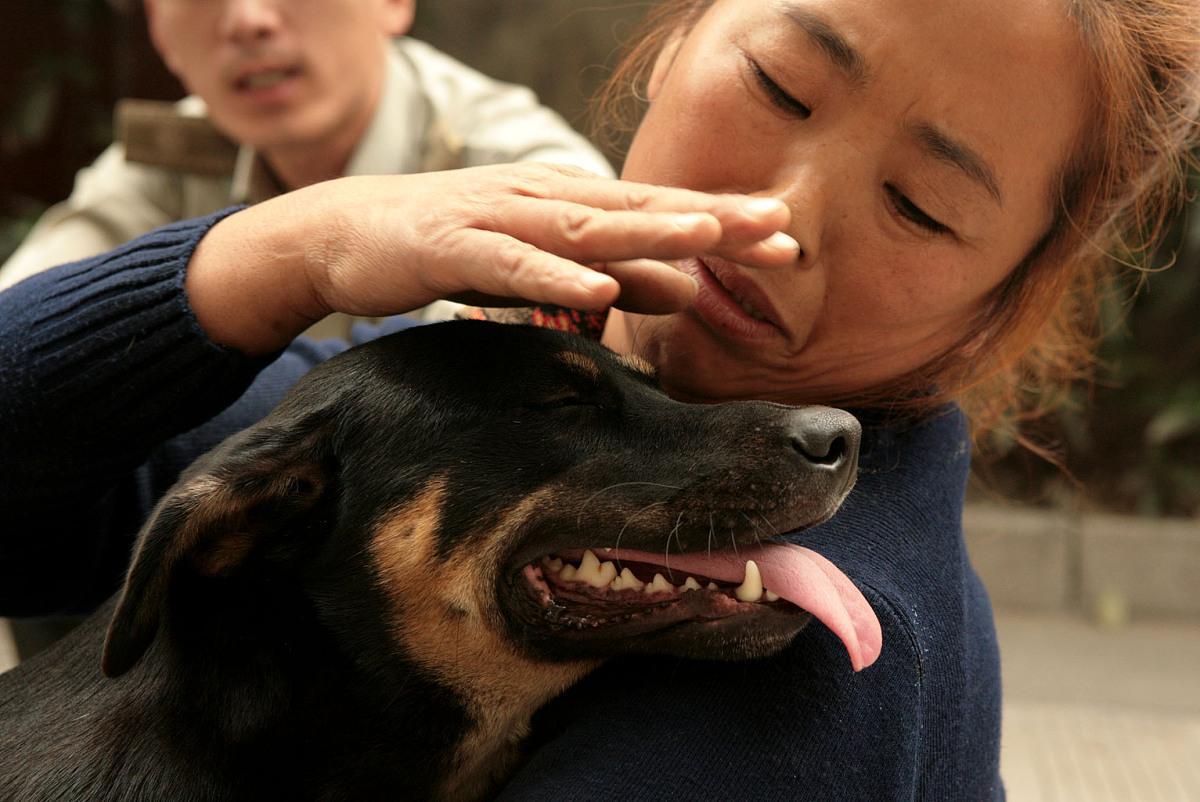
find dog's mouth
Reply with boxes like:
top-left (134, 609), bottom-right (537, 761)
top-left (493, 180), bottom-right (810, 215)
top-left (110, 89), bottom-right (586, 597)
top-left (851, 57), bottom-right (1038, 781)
top-left (507, 543), bottom-right (882, 670)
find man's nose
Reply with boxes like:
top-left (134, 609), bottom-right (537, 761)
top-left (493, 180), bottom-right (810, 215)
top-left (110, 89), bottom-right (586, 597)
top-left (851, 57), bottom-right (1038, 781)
top-left (220, 0), bottom-right (283, 44)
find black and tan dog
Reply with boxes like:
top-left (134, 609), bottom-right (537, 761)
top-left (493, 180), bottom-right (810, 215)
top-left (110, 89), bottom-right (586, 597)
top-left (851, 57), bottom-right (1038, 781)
top-left (0, 320), bottom-right (880, 801)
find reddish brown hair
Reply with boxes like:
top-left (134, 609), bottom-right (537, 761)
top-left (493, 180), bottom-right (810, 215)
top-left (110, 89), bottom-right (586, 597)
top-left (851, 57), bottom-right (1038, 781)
top-left (593, 0), bottom-right (1200, 443)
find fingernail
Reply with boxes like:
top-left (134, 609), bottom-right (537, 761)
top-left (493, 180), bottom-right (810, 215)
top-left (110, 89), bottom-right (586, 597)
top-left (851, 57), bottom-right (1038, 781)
top-left (578, 272), bottom-right (615, 293)
top-left (764, 231), bottom-right (800, 253)
top-left (672, 212), bottom-right (712, 230)
top-left (743, 198), bottom-right (786, 218)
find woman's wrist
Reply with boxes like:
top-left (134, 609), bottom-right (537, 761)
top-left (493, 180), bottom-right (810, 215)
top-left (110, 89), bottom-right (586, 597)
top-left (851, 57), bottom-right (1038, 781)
top-left (185, 192), bottom-right (333, 356)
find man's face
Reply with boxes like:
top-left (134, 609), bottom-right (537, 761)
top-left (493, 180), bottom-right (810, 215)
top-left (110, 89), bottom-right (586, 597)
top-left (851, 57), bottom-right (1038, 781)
top-left (145, 0), bottom-right (414, 151)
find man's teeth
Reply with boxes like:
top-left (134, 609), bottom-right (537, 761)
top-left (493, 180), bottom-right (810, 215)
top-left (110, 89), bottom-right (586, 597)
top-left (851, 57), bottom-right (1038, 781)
top-left (244, 69), bottom-right (291, 89)
top-left (539, 551), bottom-right (781, 603)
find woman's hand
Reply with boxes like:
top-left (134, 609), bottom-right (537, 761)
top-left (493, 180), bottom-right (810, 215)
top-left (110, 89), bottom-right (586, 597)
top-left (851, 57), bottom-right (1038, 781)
top-left (186, 164), bottom-right (796, 354)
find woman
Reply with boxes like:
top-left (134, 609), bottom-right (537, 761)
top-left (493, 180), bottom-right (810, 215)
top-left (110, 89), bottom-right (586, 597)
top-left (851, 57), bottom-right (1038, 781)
top-left (2, 0), bottom-right (1196, 797)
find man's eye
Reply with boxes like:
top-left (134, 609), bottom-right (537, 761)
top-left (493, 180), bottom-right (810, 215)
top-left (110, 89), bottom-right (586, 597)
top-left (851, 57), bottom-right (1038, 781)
top-left (885, 184), bottom-right (951, 236)
top-left (750, 61), bottom-right (811, 119)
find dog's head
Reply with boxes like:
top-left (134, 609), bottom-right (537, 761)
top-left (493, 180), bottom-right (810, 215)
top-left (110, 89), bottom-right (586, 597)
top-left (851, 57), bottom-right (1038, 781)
top-left (101, 321), bottom-right (880, 706)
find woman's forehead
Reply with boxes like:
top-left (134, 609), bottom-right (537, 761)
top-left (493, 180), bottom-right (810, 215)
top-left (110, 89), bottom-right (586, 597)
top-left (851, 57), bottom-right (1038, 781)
top-left (701, 0), bottom-right (1089, 212)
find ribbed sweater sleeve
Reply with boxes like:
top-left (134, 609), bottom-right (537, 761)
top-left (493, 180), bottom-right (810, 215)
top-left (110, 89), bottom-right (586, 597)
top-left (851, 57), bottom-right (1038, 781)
top-left (0, 209), bottom-right (267, 500)
top-left (0, 209), bottom-right (273, 614)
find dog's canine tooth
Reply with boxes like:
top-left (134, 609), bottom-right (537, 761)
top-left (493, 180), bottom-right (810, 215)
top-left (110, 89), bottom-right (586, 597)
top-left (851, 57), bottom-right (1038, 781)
top-left (683, 577), bottom-right (701, 591)
top-left (765, 590), bottom-right (780, 602)
top-left (645, 573), bottom-right (674, 594)
top-left (735, 560), bottom-right (764, 602)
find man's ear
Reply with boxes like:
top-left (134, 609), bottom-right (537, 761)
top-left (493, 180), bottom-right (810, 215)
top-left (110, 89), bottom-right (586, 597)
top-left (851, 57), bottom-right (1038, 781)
top-left (379, 0), bottom-right (416, 37)
top-left (646, 32), bottom-right (685, 102)
top-left (101, 415), bottom-right (334, 679)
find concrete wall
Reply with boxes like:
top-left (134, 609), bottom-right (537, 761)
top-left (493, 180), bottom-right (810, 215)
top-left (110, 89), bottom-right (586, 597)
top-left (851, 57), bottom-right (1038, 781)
top-left (965, 504), bottom-right (1200, 621)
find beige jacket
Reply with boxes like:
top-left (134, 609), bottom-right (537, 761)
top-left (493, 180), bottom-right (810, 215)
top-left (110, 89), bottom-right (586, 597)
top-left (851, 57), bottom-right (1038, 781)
top-left (0, 37), bottom-right (614, 318)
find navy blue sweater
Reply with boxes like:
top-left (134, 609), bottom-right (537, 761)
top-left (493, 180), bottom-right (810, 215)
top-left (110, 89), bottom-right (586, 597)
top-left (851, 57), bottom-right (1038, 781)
top-left (0, 211), bottom-right (1003, 800)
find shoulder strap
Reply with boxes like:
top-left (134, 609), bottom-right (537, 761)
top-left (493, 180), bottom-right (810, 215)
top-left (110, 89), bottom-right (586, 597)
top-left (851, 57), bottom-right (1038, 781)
top-left (116, 98), bottom-right (238, 176)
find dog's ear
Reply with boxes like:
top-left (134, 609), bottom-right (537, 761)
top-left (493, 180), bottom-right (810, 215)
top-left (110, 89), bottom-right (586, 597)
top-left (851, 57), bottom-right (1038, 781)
top-left (102, 415), bottom-right (334, 678)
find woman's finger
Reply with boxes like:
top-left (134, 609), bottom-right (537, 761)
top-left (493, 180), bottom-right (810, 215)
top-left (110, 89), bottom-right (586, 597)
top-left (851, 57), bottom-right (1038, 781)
top-left (497, 165), bottom-right (792, 245)
top-left (432, 230), bottom-right (620, 311)
top-left (487, 197), bottom-right (723, 262)
top-left (714, 231), bottom-right (803, 269)
top-left (598, 259), bottom-right (698, 314)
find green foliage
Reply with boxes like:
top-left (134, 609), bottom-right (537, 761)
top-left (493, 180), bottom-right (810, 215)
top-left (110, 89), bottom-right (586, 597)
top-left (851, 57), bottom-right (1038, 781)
top-left (1, 0), bottom-right (115, 263)
top-left (978, 166), bottom-right (1200, 517)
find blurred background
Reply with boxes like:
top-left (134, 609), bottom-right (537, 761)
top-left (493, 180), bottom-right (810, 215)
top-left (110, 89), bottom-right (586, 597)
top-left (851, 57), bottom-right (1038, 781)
top-left (1, 1), bottom-right (1197, 799)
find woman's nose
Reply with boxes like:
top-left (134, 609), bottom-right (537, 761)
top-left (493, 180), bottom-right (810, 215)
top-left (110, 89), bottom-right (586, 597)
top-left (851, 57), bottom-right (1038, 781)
top-left (221, 0), bottom-right (283, 44)
top-left (772, 167), bottom-right (828, 269)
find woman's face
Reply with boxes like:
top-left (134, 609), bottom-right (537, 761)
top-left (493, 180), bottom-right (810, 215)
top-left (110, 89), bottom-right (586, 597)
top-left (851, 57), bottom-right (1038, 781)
top-left (606, 0), bottom-right (1089, 404)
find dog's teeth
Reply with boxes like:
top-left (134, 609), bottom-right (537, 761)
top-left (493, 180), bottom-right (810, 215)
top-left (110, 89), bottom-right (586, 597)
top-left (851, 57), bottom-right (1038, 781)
top-left (645, 573), bottom-right (674, 594)
top-left (618, 567), bottom-right (644, 591)
top-left (543, 556), bottom-right (564, 572)
top-left (707, 581), bottom-right (720, 591)
top-left (596, 560), bottom-right (618, 588)
top-left (559, 564), bottom-right (577, 581)
top-left (765, 589), bottom-right (780, 602)
top-left (735, 560), bottom-right (764, 602)
top-left (683, 576), bottom-right (701, 591)
top-left (576, 550), bottom-right (610, 588)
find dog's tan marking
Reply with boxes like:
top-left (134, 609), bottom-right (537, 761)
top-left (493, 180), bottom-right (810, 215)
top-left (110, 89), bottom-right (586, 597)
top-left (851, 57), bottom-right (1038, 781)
top-left (190, 531), bottom-right (253, 575)
top-left (557, 351), bottom-right (601, 380)
top-left (370, 479), bottom-right (596, 801)
top-left (618, 353), bottom-right (656, 378)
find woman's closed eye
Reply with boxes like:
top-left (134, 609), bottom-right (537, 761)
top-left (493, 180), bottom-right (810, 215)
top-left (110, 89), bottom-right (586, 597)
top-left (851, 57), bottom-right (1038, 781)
top-left (884, 184), bottom-right (953, 237)
top-left (749, 60), bottom-right (811, 119)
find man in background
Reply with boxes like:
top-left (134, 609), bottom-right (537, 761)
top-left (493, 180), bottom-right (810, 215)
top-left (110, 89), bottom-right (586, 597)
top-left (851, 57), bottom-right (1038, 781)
top-left (0, 0), bottom-right (613, 663)
top-left (0, 0), bottom-right (613, 301)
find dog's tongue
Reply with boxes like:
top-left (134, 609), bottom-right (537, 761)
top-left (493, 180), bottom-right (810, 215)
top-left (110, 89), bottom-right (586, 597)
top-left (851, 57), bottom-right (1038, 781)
top-left (612, 543), bottom-right (883, 671)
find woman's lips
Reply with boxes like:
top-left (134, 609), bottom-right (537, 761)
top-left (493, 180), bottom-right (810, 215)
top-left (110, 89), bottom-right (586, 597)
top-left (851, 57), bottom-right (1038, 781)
top-left (685, 257), bottom-right (787, 343)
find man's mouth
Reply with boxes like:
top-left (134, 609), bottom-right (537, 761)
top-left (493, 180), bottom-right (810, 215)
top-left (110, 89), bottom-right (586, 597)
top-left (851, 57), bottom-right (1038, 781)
top-left (232, 64), bottom-right (303, 93)
top-left (517, 543), bottom-right (882, 672)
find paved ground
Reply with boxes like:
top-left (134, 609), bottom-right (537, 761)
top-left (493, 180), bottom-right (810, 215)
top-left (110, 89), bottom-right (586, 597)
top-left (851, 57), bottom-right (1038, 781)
top-left (998, 612), bottom-right (1200, 801)
top-left (4, 611), bottom-right (1199, 800)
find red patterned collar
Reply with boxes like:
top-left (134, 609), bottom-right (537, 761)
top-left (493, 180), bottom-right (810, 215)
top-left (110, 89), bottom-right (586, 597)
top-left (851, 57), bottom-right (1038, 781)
top-left (459, 305), bottom-right (609, 342)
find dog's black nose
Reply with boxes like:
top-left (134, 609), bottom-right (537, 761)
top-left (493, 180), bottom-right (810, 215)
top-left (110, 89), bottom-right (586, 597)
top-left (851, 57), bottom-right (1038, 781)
top-left (786, 407), bottom-right (861, 472)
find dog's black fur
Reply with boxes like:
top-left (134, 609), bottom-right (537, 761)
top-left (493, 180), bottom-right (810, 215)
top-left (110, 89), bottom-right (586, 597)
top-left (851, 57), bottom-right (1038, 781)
top-left (0, 321), bottom-right (859, 800)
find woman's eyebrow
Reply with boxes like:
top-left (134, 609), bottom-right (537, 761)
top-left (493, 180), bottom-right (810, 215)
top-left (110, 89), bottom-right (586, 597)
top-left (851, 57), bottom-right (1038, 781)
top-left (778, 3), bottom-right (870, 87)
top-left (909, 122), bottom-right (1005, 206)
top-left (778, 3), bottom-right (1004, 207)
